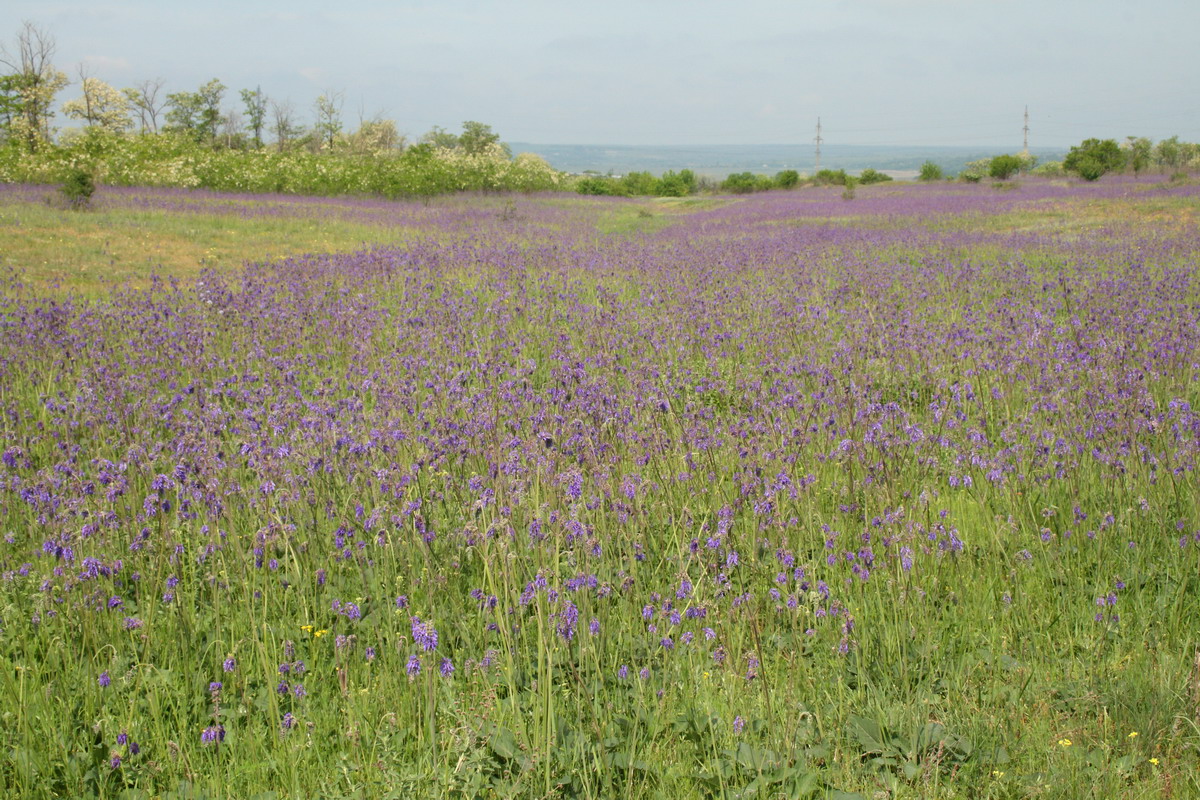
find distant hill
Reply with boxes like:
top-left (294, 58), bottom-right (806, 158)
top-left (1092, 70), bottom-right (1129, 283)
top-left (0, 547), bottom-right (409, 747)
top-left (508, 143), bottom-right (1067, 179)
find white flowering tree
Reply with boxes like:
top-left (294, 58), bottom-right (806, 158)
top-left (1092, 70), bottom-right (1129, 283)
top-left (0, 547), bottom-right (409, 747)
top-left (63, 74), bottom-right (132, 131)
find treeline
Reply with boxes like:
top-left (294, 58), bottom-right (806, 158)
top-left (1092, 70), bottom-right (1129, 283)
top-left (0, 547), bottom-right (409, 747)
top-left (576, 167), bottom-right (894, 197)
top-left (0, 22), bottom-right (565, 196)
top-left (923, 137), bottom-right (1200, 184)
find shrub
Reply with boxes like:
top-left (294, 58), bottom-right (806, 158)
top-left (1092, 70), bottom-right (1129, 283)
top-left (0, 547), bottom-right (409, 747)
top-left (657, 169), bottom-right (696, 197)
top-left (814, 169), bottom-right (850, 186)
top-left (774, 169), bottom-right (800, 189)
top-left (575, 176), bottom-right (621, 196)
top-left (857, 168), bottom-right (892, 185)
top-left (1064, 138), bottom-right (1124, 181)
top-left (1032, 161), bottom-right (1064, 178)
top-left (918, 161), bottom-right (943, 182)
top-left (59, 168), bottom-right (95, 209)
top-left (989, 154), bottom-right (1022, 180)
top-left (721, 172), bottom-right (773, 194)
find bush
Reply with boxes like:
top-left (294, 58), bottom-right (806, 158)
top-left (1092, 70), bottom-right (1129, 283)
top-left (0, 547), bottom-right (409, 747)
top-left (59, 168), bottom-right (95, 209)
top-left (721, 172), bottom-right (773, 194)
top-left (857, 168), bottom-right (892, 185)
top-left (774, 169), bottom-right (800, 189)
top-left (657, 169), bottom-right (696, 197)
top-left (1064, 138), bottom-right (1124, 181)
top-left (575, 176), bottom-right (621, 196)
top-left (1032, 161), bottom-right (1064, 178)
top-left (989, 154), bottom-right (1022, 180)
top-left (813, 169), bottom-right (850, 186)
top-left (918, 161), bottom-right (943, 182)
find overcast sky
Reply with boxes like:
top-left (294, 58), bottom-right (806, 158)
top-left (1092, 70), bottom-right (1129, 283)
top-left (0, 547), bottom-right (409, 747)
top-left (4, 0), bottom-right (1198, 147)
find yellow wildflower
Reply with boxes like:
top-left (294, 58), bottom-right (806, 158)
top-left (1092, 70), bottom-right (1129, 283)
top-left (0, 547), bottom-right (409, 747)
top-left (1058, 739), bottom-right (1072, 747)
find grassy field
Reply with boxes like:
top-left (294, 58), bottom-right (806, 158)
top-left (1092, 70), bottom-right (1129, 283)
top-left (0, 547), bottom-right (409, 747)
top-left (1, 177), bottom-right (1199, 799)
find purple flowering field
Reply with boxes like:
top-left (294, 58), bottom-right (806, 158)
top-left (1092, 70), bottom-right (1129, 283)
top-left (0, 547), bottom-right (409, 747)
top-left (2, 177), bottom-right (1199, 798)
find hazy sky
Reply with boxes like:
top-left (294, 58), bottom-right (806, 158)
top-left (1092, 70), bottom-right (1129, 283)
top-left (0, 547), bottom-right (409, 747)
top-left (4, 0), bottom-right (1198, 147)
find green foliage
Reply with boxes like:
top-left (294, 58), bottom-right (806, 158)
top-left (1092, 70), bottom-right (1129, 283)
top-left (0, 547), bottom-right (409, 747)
top-left (774, 169), bottom-right (800, 189)
top-left (857, 168), bottom-right (892, 185)
top-left (459, 120), bottom-right (506, 156)
top-left (918, 161), bottom-right (944, 181)
top-left (989, 154), bottom-right (1022, 180)
top-left (164, 79), bottom-right (225, 143)
top-left (720, 171), bottom-right (775, 193)
top-left (1032, 160), bottom-right (1064, 177)
top-left (58, 167), bottom-right (94, 209)
top-left (814, 168), bottom-right (851, 186)
top-left (1064, 138), bottom-right (1124, 181)
top-left (657, 169), bottom-right (696, 197)
top-left (240, 86), bottom-right (268, 147)
top-left (575, 169), bottom-right (699, 198)
top-left (0, 126), bottom-right (566, 197)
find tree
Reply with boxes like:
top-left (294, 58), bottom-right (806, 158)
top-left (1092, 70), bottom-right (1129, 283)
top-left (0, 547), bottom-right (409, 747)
top-left (62, 68), bottom-right (132, 131)
top-left (1124, 136), bottom-right (1151, 174)
top-left (1063, 138), bottom-right (1124, 181)
top-left (270, 99), bottom-right (303, 150)
top-left (421, 125), bottom-right (459, 149)
top-left (240, 86), bottom-right (268, 148)
top-left (988, 154), bottom-right (1022, 180)
top-left (1153, 136), bottom-right (1181, 172)
top-left (918, 161), bottom-right (943, 181)
top-left (218, 107), bottom-right (244, 149)
top-left (312, 90), bottom-right (343, 150)
top-left (165, 78), bottom-right (225, 142)
top-left (347, 116), bottom-right (403, 154)
top-left (124, 78), bottom-right (165, 133)
top-left (459, 120), bottom-right (506, 155)
top-left (0, 21), bottom-right (68, 151)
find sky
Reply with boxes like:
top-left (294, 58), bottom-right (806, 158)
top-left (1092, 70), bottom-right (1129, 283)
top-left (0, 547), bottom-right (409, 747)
top-left (3, 0), bottom-right (1198, 148)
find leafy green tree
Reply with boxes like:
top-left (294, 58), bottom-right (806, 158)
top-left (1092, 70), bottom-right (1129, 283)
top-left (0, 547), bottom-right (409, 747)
top-left (1152, 136), bottom-right (1181, 171)
top-left (918, 161), bottom-right (943, 181)
top-left (459, 120), bottom-right (508, 156)
top-left (240, 86), bottom-right (267, 147)
top-left (988, 154), bottom-right (1022, 180)
top-left (312, 91), bottom-right (343, 150)
top-left (1063, 138), bottom-right (1124, 181)
top-left (165, 79), bottom-right (225, 142)
top-left (421, 125), bottom-right (459, 149)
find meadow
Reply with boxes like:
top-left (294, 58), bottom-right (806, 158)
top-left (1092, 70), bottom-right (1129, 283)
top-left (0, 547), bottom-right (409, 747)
top-left (1, 175), bottom-right (1199, 799)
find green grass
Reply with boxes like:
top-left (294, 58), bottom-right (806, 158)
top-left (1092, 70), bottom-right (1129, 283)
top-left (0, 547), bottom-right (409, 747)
top-left (0, 196), bottom-right (422, 294)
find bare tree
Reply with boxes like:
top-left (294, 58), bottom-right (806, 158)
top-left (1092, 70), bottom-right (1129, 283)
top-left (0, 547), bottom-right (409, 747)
top-left (270, 98), bottom-right (302, 151)
top-left (219, 107), bottom-right (243, 149)
top-left (0, 21), bottom-right (68, 150)
top-left (124, 77), bottom-right (165, 133)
